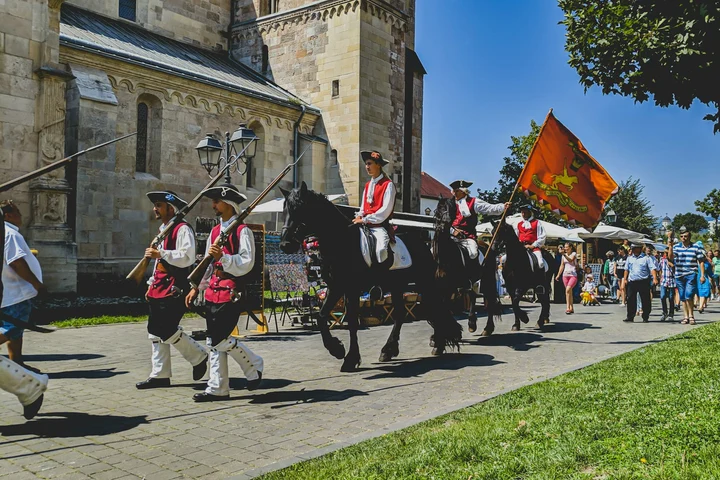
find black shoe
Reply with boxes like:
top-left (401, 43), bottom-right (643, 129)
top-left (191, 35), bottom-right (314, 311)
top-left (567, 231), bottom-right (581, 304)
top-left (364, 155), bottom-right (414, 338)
top-left (23, 394), bottom-right (44, 420)
top-left (192, 392), bottom-right (230, 402)
top-left (642, 318), bottom-right (649, 323)
top-left (622, 318), bottom-right (633, 323)
top-left (247, 371), bottom-right (262, 391)
top-left (135, 378), bottom-right (170, 389)
top-left (192, 356), bottom-right (208, 381)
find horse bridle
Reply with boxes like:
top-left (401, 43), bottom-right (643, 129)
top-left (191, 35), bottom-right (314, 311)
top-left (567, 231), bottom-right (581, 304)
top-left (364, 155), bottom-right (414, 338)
top-left (281, 219), bottom-right (307, 247)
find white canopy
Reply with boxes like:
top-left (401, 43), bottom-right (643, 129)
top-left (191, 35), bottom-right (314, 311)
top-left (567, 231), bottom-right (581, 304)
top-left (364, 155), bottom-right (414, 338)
top-left (250, 194), bottom-right (347, 214)
top-left (576, 222), bottom-right (648, 242)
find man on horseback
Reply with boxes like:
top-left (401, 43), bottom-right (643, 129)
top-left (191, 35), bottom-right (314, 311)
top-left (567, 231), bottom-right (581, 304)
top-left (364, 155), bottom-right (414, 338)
top-left (354, 150), bottom-right (396, 271)
top-left (448, 180), bottom-right (508, 263)
top-left (514, 204), bottom-right (547, 272)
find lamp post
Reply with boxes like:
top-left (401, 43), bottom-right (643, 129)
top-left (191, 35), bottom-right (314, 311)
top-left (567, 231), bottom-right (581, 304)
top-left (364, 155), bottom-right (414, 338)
top-left (424, 207), bottom-right (432, 216)
top-left (605, 209), bottom-right (617, 225)
top-left (195, 123), bottom-right (258, 183)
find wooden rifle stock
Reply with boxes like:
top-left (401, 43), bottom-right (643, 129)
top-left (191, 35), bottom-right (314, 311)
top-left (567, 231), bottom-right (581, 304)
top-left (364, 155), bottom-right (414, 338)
top-left (187, 164), bottom-right (293, 289)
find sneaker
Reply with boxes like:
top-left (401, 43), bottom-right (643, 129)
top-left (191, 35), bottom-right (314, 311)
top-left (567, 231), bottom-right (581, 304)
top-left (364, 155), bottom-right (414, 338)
top-left (668, 316), bottom-right (674, 322)
top-left (659, 314), bottom-right (667, 322)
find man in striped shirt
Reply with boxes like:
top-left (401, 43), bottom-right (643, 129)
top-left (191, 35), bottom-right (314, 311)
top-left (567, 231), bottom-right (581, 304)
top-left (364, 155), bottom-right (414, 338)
top-left (667, 228), bottom-right (706, 325)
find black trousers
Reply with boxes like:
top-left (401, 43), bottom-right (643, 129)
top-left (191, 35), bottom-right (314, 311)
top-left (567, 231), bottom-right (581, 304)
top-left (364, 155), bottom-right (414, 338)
top-left (626, 280), bottom-right (651, 321)
top-left (148, 297), bottom-right (186, 340)
top-left (205, 301), bottom-right (244, 347)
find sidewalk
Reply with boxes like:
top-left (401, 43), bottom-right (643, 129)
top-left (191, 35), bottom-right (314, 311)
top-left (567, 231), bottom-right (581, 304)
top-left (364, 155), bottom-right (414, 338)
top-left (1, 299), bottom-right (717, 479)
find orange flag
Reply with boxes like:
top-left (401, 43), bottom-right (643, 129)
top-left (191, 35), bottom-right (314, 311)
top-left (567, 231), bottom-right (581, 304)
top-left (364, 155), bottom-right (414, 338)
top-left (517, 111), bottom-right (618, 228)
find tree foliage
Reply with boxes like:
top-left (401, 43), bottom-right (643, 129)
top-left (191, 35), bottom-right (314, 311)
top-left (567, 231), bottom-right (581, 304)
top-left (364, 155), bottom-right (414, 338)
top-left (477, 120), bottom-right (556, 222)
top-left (603, 177), bottom-right (656, 235)
top-left (559, 0), bottom-right (720, 132)
top-left (671, 212), bottom-right (709, 233)
top-left (695, 188), bottom-right (720, 233)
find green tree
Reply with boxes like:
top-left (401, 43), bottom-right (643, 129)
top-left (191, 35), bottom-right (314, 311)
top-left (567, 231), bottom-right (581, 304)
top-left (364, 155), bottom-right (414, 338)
top-left (695, 188), bottom-right (720, 235)
top-left (671, 212), bottom-right (709, 233)
top-left (477, 120), bottom-right (556, 222)
top-left (559, 1), bottom-right (720, 132)
top-left (604, 177), bottom-right (656, 234)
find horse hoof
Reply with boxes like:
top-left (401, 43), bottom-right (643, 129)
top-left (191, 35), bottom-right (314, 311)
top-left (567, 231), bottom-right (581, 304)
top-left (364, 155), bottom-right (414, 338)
top-left (468, 316), bottom-right (477, 333)
top-left (431, 346), bottom-right (445, 356)
top-left (536, 321), bottom-right (545, 329)
top-left (326, 338), bottom-right (346, 360)
top-left (380, 343), bottom-right (399, 361)
top-left (341, 355), bottom-right (361, 372)
top-left (511, 325), bottom-right (520, 332)
top-left (519, 315), bottom-right (530, 324)
top-left (379, 352), bottom-right (391, 362)
top-left (480, 328), bottom-right (494, 337)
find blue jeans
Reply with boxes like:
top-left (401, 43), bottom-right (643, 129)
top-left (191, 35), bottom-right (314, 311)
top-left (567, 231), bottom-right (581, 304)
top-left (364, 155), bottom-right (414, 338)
top-left (0, 300), bottom-right (33, 340)
top-left (660, 285), bottom-right (675, 316)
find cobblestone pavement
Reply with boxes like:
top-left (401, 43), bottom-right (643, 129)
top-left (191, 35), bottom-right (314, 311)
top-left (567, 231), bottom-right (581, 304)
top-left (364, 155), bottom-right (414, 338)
top-left (2, 299), bottom-right (718, 479)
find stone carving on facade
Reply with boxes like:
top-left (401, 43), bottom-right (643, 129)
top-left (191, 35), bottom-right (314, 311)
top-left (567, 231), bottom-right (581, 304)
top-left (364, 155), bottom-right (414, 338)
top-left (37, 76), bottom-right (67, 176)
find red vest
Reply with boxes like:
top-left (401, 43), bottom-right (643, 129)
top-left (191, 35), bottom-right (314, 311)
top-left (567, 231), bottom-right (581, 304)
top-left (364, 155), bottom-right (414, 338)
top-left (147, 222), bottom-right (191, 300)
top-left (452, 197), bottom-right (477, 239)
top-left (362, 176), bottom-right (393, 222)
top-left (517, 219), bottom-right (539, 246)
top-left (204, 223), bottom-right (249, 304)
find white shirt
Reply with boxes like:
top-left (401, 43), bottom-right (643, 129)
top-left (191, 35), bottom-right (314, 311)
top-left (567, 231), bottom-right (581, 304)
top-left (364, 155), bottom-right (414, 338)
top-left (2, 222), bottom-right (43, 308)
top-left (199, 215), bottom-right (255, 290)
top-left (458, 197), bottom-right (505, 217)
top-left (148, 223), bottom-right (196, 285)
top-left (513, 217), bottom-right (547, 248)
top-left (357, 174), bottom-right (396, 225)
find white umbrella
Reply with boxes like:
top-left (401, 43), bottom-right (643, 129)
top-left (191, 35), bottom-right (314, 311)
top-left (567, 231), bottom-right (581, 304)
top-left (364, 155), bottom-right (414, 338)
top-left (250, 193), bottom-right (348, 214)
top-left (578, 222), bottom-right (648, 242)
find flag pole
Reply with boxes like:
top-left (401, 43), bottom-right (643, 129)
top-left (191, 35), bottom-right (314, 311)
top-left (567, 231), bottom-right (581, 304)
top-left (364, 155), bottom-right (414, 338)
top-left (482, 108), bottom-right (554, 262)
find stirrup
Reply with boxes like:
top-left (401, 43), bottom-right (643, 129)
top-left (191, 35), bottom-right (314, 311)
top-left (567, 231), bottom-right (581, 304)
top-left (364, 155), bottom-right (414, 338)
top-left (369, 285), bottom-right (383, 302)
top-left (535, 285), bottom-right (545, 295)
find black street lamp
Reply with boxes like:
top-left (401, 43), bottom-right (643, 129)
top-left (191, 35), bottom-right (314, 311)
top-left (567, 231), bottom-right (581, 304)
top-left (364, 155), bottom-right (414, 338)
top-left (195, 124), bottom-right (258, 183)
top-left (605, 209), bottom-right (617, 225)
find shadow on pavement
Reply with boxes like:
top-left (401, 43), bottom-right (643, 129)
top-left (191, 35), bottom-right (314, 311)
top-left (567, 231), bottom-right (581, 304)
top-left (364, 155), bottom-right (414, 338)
top-left (22, 353), bottom-right (105, 362)
top-left (543, 322), bottom-right (600, 333)
top-left (230, 377), bottom-right (298, 390)
top-left (237, 388), bottom-right (369, 408)
top-left (48, 367), bottom-right (128, 379)
top-left (0, 412), bottom-right (148, 438)
top-left (363, 353), bottom-right (501, 380)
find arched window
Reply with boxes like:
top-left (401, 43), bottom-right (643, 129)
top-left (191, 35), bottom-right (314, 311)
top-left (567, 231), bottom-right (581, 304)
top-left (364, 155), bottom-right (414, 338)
top-left (135, 95), bottom-right (163, 177)
top-left (135, 102), bottom-right (148, 172)
top-left (330, 149), bottom-right (338, 167)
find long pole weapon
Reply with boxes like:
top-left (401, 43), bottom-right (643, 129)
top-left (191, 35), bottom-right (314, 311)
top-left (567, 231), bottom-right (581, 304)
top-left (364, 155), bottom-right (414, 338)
top-left (126, 139), bottom-right (259, 284)
top-left (0, 132), bottom-right (137, 332)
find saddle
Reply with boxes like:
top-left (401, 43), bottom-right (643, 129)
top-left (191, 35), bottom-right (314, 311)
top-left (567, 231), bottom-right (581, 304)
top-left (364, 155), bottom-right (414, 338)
top-left (359, 228), bottom-right (412, 270)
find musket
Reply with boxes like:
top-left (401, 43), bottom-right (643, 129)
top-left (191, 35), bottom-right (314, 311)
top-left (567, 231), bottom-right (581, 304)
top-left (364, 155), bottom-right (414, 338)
top-left (0, 132), bottom-right (137, 193)
top-left (126, 140), bottom-right (259, 284)
top-left (187, 161), bottom-right (298, 289)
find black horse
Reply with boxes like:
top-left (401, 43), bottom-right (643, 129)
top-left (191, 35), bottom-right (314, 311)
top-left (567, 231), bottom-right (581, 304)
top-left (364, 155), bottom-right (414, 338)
top-left (279, 182), bottom-right (462, 372)
top-left (482, 221), bottom-right (556, 333)
top-left (432, 197), bottom-right (486, 333)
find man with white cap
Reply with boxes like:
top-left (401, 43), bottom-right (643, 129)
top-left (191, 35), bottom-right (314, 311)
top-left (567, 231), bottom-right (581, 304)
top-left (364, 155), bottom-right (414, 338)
top-left (448, 180), bottom-right (509, 262)
top-left (136, 191), bottom-right (208, 389)
top-left (185, 184), bottom-right (263, 402)
top-left (354, 150), bottom-right (396, 270)
top-left (514, 204), bottom-right (548, 271)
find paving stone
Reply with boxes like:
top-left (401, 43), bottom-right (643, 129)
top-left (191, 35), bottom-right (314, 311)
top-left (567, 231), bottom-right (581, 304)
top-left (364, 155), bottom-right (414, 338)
top-left (0, 302), bottom-right (716, 478)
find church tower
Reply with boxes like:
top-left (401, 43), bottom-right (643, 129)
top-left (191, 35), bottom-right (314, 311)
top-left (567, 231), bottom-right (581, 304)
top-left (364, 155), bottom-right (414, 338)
top-left (230, 0), bottom-right (425, 211)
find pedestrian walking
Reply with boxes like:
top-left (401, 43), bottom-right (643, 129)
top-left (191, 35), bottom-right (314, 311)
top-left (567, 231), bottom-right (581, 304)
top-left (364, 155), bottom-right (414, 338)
top-left (622, 243), bottom-right (658, 323)
top-left (658, 251), bottom-right (675, 321)
top-left (555, 242), bottom-right (578, 314)
top-left (602, 250), bottom-right (617, 301)
top-left (667, 228), bottom-right (706, 325)
top-left (614, 247), bottom-right (627, 306)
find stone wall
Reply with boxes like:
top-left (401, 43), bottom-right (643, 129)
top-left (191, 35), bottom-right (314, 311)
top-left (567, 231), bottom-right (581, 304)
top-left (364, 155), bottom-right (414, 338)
top-left (60, 48), bottom-right (319, 292)
top-left (66, 0), bottom-right (232, 50)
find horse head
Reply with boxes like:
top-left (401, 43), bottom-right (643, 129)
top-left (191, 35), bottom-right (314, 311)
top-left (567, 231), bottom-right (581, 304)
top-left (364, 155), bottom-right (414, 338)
top-left (279, 181), bottom-right (310, 253)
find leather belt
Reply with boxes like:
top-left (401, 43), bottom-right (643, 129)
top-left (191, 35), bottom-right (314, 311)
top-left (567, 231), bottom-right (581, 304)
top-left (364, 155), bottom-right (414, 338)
top-left (213, 268), bottom-right (235, 280)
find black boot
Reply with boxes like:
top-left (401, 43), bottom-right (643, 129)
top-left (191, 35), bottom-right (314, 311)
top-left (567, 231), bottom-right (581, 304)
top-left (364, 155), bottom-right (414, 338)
top-left (135, 378), bottom-right (170, 389)
top-left (247, 371), bottom-right (263, 391)
top-left (192, 356), bottom-right (209, 381)
top-left (192, 392), bottom-right (230, 402)
top-left (23, 394), bottom-right (44, 420)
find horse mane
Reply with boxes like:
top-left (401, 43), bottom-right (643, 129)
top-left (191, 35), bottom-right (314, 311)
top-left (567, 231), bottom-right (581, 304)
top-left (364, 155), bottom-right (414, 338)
top-left (286, 186), bottom-right (328, 213)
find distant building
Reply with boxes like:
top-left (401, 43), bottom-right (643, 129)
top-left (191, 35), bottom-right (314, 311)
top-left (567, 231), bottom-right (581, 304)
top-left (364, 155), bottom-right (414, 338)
top-left (420, 172), bottom-right (451, 215)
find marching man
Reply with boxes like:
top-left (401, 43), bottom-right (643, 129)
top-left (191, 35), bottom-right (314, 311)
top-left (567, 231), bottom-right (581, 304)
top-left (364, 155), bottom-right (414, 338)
top-left (353, 150), bottom-right (396, 269)
top-left (448, 180), bottom-right (509, 261)
top-left (185, 184), bottom-right (263, 402)
top-left (137, 191), bottom-right (208, 389)
top-left (514, 204), bottom-right (547, 270)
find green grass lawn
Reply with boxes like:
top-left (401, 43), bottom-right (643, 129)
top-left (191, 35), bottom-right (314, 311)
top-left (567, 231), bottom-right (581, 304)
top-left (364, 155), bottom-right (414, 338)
top-left (262, 323), bottom-right (720, 480)
top-left (50, 314), bottom-right (149, 328)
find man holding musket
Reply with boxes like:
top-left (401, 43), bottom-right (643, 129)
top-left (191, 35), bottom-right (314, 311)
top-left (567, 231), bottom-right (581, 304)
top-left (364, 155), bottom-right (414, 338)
top-left (185, 184), bottom-right (263, 402)
top-left (136, 191), bottom-right (208, 389)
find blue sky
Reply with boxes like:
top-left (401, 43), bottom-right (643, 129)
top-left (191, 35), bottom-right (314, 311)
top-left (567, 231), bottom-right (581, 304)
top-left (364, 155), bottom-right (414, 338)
top-left (415, 1), bottom-right (718, 219)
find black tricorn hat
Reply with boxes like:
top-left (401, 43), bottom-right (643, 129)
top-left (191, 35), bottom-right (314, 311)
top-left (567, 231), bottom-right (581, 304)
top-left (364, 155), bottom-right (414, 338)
top-left (146, 191), bottom-right (188, 211)
top-left (519, 203), bottom-right (535, 211)
top-left (201, 184), bottom-right (247, 204)
top-left (449, 180), bottom-right (473, 190)
top-left (361, 150), bottom-right (388, 166)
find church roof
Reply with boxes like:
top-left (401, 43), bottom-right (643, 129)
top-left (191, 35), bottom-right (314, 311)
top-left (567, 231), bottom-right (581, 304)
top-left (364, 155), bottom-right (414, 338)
top-left (421, 172), bottom-right (452, 199)
top-left (59, 5), bottom-right (318, 113)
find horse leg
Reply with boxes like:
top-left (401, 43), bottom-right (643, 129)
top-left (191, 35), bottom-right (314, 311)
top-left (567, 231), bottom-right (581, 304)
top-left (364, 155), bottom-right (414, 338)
top-left (379, 287), bottom-right (404, 362)
top-left (341, 288), bottom-right (362, 372)
top-left (511, 289), bottom-right (528, 331)
top-left (318, 288), bottom-right (346, 360)
top-left (537, 277), bottom-right (552, 328)
top-left (467, 290), bottom-right (478, 333)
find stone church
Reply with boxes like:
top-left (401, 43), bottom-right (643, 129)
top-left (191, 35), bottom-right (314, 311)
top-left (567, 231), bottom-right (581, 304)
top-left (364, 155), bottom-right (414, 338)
top-left (0, 0), bottom-right (425, 293)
